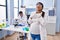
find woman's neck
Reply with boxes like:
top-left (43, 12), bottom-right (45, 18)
top-left (36, 10), bottom-right (42, 13)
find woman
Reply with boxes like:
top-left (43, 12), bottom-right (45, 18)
top-left (18, 11), bottom-right (28, 40)
top-left (28, 2), bottom-right (47, 40)
top-left (18, 11), bottom-right (27, 25)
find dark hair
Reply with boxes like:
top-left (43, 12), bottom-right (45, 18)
top-left (36, 2), bottom-right (44, 9)
top-left (42, 11), bottom-right (45, 18)
top-left (19, 11), bottom-right (23, 14)
top-left (36, 2), bottom-right (45, 18)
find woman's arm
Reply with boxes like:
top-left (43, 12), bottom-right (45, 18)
top-left (28, 12), bottom-right (35, 24)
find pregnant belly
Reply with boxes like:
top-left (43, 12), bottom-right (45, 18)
top-left (30, 23), bottom-right (40, 34)
top-left (31, 22), bottom-right (39, 27)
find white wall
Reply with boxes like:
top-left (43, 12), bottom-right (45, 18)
top-left (0, 0), bottom-right (6, 23)
top-left (56, 0), bottom-right (60, 32)
top-left (23, 0), bottom-right (54, 8)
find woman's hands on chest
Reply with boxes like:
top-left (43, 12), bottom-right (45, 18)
top-left (31, 14), bottom-right (42, 20)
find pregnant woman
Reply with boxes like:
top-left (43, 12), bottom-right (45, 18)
top-left (28, 2), bottom-right (48, 40)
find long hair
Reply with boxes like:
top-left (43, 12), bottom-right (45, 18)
top-left (42, 11), bottom-right (45, 18)
top-left (36, 2), bottom-right (45, 18)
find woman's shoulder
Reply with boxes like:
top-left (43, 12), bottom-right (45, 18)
top-left (30, 11), bottom-right (36, 15)
top-left (30, 11), bottom-right (36, 17)
top-left (42, 11), bottom-right (48, 16)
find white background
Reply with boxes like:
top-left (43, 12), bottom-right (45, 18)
top-left (23, 0), bottom-right (54, 8)
top-left (0, 0), bottom-right (6, 5)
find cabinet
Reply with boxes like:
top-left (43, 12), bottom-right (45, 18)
top-left (46, 16), bottom-right (56, 35)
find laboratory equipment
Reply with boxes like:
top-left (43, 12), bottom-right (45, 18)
top-left (13, 19), bottom-right (19, 26)
top-left (0, 20), bottom-right (6, 28)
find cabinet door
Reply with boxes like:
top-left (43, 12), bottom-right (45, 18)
top-left (46, 23), bottom-right (56, 35)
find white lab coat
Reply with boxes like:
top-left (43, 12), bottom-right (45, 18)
top-left (18, 14), bottom-right (27, 25)
top-left (28, 11), bottom-right (48, 40)
top-left (18, 14), bottom-right (28, 36)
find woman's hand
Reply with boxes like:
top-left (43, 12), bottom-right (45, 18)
top-left (30, 18), bottom-right (32, 20)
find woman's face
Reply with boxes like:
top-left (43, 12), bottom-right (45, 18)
top-left (36, 4), bottom-right (43, 11)
top-left (19, 13), bottom-right (23, 17)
